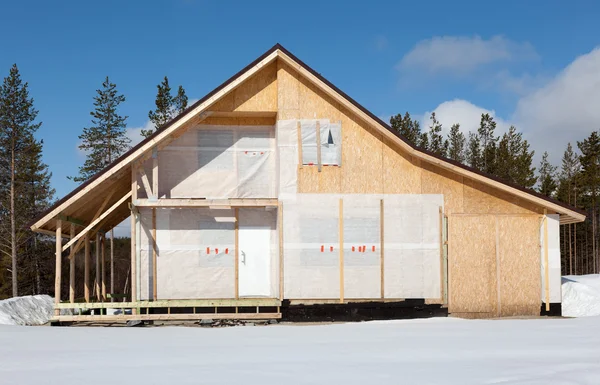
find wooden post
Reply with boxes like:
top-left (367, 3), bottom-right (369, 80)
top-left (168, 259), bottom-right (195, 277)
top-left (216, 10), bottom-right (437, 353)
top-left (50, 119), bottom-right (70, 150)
top-left (69, 223), bottom-right (75, 303)
top-left (95, 232), bottom-right (101, 300)
top-left (495, 216), bottom-right (501, 317)
top-left (234, 207), bottom-right (239, 299)
top-left (110, 231), bottom-right (114, 303)
top-left (316, 120), bottom-right (322, 172)
top-left (101, 234), bottom-right (106, 301)
top-left (84, 233), bottom-right (90, 303)
top-left (54, 219), bottom-right (62, 316)
top-left (152, 208), bottom-right (157, 301)
top-left (152, 147), bottom-right (158, 199)
top-left (339, 198), bottom-right (344, 303)
top-left (278, 202), bottom-right (284, 300)
top-left (130, 211), bottom-right (137, 305)
top-left (446, 211), bottom-right (452, 310)
top-left (380, 199), bottom-right (385, 298)
top-left (544, 209), bottom-right (550, 312)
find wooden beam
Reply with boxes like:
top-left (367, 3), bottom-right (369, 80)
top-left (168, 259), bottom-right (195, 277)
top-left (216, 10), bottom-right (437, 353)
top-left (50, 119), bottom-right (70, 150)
top-left (69, 223), bottom-right (75, 303)
top-left (101, 234), bottom-right (106, 301)
top-left (152, 208), bottom-right (157, 301)
top-left (544, 209), bottom-right (550, 312)
top-left (339, 198), bottom-right (344, 303)
top-left (234, 208), bottom-right (239, 299)
top-left (62, 191), bottom-right (132, 252)
top-left (138, 167), bottom-right (153, 198)
top-left (134, 198), bottom-right (279, 207)
top-left (278, 202), bottom-right (284, 300)
top-left (66, 189), bottom-right (116, 257)
top-left (380, 199), bottom-right (385, 299)
top-left (152, 147), bottom-right (158, 199)
top-left (130, 210), bottom-right (137, 305)
top-left (55, 298), bottom-right (281, 309)
top-left (54, 219), bottom-right (62, 316)
top-left (95, 233), bottom-right (101, 301)
top-left (55, 312), bottom-right (281, 322)
top-left (58, 215), bottom-right (88, 227)
top-left (206, 111), bottom-right (278, 118)
top-left (316, 120), bottom-right (322, 172)
top-left (495, 216), bottom-right (501, 317)
top-left (84, 233), bottom-right (90, 303)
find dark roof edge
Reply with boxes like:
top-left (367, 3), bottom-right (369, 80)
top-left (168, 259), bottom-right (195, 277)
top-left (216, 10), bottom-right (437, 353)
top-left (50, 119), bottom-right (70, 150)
top-left (30, 43), bottom-right (585, 229)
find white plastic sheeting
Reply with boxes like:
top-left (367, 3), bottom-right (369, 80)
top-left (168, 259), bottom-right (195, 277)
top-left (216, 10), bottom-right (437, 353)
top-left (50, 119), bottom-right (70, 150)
top-left (276, 120), bottom-right (298, 196)
top-left (300, 119), bottom-right (342, 166)
top-left (282, 194), bottom-right (443, 299)
top-left (541, 214), bottom-right (561, 303)
top-left (155, 125), bottom-right (276, 199)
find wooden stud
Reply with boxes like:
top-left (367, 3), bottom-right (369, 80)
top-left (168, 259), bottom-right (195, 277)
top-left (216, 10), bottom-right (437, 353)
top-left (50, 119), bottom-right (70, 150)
top-left (130, 210), bottom-right (137, 306)
top-left (446, 211), bottom-right (452, 310)
top-left (297, 120), bottom-right (303, 167)
top-left (69, 223), bottom-right (76, 303)
top-left (495, 216), bottom-right (501, 317)
top-left (278, 202), bottom-right (284, 300)
top-left (544, 209), bottom-right (550, 312)
top-left (54, 220), bottom-right (62, 316)
top-left (152, 147), bottom-right (158, 199)
top-left (63, 190), bottom-right (131, 252)
top-left (138, 167), bottom-right (153, 199)
top-left (234, 208), bottom-right (239, 299)
top-left (439, 206), bottom-right (444, 302)
top-left (134, 198), bottom-right (279, 207)
top-left (380, 199), bottom-right (385, 299)
top-left (316, 120), bottom-right (322, 172)
top-left (110, 231), bottom-right (114, 302)
top-left (101, 234), bottom-right (106, 301)
top-left (95, 233), bottom-right (100, 300)
top-left (152, 208), bottom-right (157, 301)
top-left (339, 198), bottom-right (344, 303)
top-left (84, 233), bottom-right (90, 303)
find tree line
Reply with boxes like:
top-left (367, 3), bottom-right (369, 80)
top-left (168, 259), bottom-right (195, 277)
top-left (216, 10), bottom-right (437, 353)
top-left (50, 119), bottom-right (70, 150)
top-left (0, 66), bottom-right (188, 299)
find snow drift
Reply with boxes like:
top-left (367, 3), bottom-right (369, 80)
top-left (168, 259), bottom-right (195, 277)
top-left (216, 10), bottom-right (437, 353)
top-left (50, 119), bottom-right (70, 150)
top-left (0, 295), bottom-right (53, 325)
top-left (562, 274), bottom-right (600, 317)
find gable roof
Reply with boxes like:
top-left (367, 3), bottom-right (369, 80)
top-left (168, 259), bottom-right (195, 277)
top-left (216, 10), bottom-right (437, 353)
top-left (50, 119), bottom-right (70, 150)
top-left (30, 43), bottom-right (585, 235)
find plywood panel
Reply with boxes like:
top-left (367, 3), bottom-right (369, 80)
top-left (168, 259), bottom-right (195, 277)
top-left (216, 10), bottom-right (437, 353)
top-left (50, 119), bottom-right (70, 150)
top-left (463, 178), bottom-right (542, 215)
top-left (201, 117), bottom-right (276, 126)
top-left (448, 215), bottom-right (497, 314)
top-left (498, 216), bottom-right (541, 316)
top-left (382, 138), bottom-right (421, 194)
top-left (210, 61), bottom-right (277, 112)
top-left (421, 162), bottom-right (464, 213)
top-left (277, 60), bottom-right (300, 120)
top-left (298, 166), bottom-right (341, 193)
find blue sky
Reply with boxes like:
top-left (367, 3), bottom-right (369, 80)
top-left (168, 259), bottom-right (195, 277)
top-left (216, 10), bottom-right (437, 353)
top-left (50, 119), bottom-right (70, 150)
top-left (1, 0), bottom-right (600, 201)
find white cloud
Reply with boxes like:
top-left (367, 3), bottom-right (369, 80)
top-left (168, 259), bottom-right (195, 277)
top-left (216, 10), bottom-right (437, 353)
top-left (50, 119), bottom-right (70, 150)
top-left (398, 35), bottom-right (538, 76)
top-left (421, 99), bottom-right (511, 137)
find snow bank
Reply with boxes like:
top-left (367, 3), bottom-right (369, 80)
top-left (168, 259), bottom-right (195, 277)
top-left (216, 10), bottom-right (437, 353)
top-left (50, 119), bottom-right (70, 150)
top-left (562, 274), bottom-right (600, 317)
top-left (0, 295), bottom-right (53, 325)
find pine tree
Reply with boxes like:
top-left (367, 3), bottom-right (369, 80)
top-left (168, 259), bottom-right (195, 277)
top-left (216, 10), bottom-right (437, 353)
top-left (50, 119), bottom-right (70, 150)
top-left (71, 77), bottom-right (130, 182)
top-left (390, 112), bottom-right (421, 145)
top-left (0, 64), bottom-right (43, 297)
top-left (538, 151), bottom-right (557, 197)
top-left (478, 113), bottom-right (498, 174)
top-left (466, 132), bottom-right (481, 170)
top-left (173, 85), bottom-right (188, 115)
top-left (495, 126), bottom-right (536, 188)
top-left (447, 123), bottom-right (466, 163)
top-left (144, 77), bottom-right (188, 138)
top-left (419, 131), bottom-right (429, 151)
top-left (578, 131), bottom-right (600, 273)
top-left (427, 112), bottom-right (447, 157)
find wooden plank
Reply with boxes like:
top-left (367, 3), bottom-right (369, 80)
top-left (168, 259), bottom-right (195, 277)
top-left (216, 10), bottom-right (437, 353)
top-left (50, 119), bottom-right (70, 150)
top-left (69, 224), bottom-right (75, 303)
top-left (297, 120), bottom-right (303, 167)
top-left (207, 111), bottom-right (278, 118)
top-left (31, 50), bottom-right (279, 233)
top-left (544, 209), bottom-right (550, 311)
top-left (152, 208), bottom-right (157, 301)
top-left (234, 208), bottom-right (239, 299)
top-left (63, 190), bottom-right (132, 252)
top-left (134, 198), bottom-right (279, 207)
top-left (84, 233), bottom-right (90, 303)
top-left (138, 167), bottom-right (153, 198)
top-left (55, 298), bottom-right (282, 309)
top-left (55, 312), bottom-right (282, 322)
top-left (339, 198), bottom-right (344, 303)
top-left (380, 199), bottom-right (385, 299)
top-left (54, 219), bottom-right (62, 316)
top-left (152, 147), bottom-right (158, 199)
top-left (495, 216), bottom-right (501, 317)
top-left (95, 233), bottom-right (101, 300)
top-left (130, 210), bottom-right (137, 305)
top-left (316, 120), bottom-right (322, 172)
top-left (101, 234), bottom-right (106, 301)
top-left (278, 201), bottom-right (284, 300)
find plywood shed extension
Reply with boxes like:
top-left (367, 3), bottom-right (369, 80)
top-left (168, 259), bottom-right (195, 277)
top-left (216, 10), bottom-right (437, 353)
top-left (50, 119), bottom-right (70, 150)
top-left (30, 44), bottom-right (585, 323)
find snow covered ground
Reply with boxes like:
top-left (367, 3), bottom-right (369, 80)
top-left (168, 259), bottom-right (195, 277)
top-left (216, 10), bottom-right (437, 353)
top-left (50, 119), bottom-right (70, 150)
top-left (562, 274), bottom-right (600, 317)
top-left (1, 317), bottom-right (600, 385)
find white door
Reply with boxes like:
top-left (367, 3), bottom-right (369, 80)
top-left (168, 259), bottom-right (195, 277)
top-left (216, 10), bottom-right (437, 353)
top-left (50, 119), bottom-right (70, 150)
top-left (238, 209), bottom-right (272, 297)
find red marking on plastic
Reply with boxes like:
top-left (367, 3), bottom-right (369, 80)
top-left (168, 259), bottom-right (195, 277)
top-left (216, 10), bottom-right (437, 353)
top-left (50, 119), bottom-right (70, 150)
top-left (244, 151), bottom-right (248, 154)
top-left (320, 245), bottom-right (324, 252)
top-left (352, 246), bottom-right (355, 252)
top-left (215, 248), bottom-right (219, 254)
top-left (206, 247), bottom-right (210, 254)
top-left (362, 245), bottom-right (366, 253)
top-left (260, 152), bottom-right (264, 155)
top-left (372, 246), bottom-right (375, 252)
top-left (225, 248), bottom-right (229, 254)
top-left (308, 162), bottom-right (314, 166)
top-left (330, 246), bottom-right (333, 252)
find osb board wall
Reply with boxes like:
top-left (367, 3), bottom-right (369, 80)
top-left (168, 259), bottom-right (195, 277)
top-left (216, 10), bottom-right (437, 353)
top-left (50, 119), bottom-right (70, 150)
top-left (497, 216), bottom-right (541, 316)
top-left (201, 116), bottom-right (276, 126)
top-left (275, 59), bottom-right (544, 216)
top-left (210, 61), bottom-right (277, 113)
top-left (448, 215), bottom-right (497, 314)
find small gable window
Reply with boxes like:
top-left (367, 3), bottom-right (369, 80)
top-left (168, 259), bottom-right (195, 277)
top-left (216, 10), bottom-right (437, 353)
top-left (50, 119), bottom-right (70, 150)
top-left (301, 119), bottom-right (342, 167)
